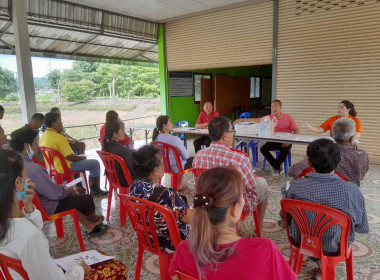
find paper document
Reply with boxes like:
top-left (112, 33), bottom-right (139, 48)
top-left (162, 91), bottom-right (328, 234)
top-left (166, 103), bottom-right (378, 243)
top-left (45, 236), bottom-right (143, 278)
top-left (273, 133), bottom-right (292, 139)
top-left (55, 250), bottom-right (115, 271)
top-left (66, 177), bottom-right (83, 188)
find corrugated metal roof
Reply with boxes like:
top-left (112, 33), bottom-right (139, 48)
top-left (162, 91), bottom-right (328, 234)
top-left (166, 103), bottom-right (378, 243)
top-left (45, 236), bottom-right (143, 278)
top-left (0, 0), bottom-right (159, 65)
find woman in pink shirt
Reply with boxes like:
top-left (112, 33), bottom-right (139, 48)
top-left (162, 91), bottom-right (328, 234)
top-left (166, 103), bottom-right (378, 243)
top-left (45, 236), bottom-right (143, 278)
top-left (169, 166), bottom-right (296, 280)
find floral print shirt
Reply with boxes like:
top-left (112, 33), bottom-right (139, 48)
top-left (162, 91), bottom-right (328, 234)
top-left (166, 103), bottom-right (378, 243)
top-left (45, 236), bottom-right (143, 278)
top-left (129, 180), bottom-right (190, 250)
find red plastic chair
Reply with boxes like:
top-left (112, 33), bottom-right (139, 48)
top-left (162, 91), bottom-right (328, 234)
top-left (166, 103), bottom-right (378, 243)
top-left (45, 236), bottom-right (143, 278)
top-left (40, 146), bottom-right (89, 194)
top-left (192, 164), bottom-right (261, 238)
top-left (151, 141), bottom-right (193, 191)
top-left (0, 253), bottom-right (29, 280)
top-left (118, 194), bottom-right (182, 280)
top-left (32, 155), bottom-right (47, 169)
top-left (280, 199), bottom-right (353, 280)
top-left (192, 168), bottom-right (207, 179)
top-left (32, 193), bottom-right (86, 252)
top-left (97, 151), bottom-right (133, 227)
top-left (174, 269), bottom-right (199, 280)
top-left (299, 168), bottom-right (349, 181)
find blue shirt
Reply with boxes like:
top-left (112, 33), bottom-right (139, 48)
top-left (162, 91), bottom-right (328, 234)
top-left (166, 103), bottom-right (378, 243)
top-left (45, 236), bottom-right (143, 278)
top-left (283, 172), bottom-right (369, 255)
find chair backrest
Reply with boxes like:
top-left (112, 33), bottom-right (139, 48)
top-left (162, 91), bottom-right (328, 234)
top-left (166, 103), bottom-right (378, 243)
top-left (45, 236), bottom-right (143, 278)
top-left (151, 141), bottom-right (184, 175)
top-left (239, 112), bottom-right (251, 119)
top-left (118, 194), bottom-right (181, 255)
top-left (333, 171), bottom-right (349, 182)
top-left (298, 168), bottom-right (349, 182)
top-left (0, 254), bottom-right (29, 280)
top-left (31, 156), bottom-right (46, 169)
top-left (280, 199), bottom-right (352, 259)
top-left (32, 193), bottom-right (51, 222)
top-left (192, 168), bottom-right (207, 178)
top-left (174, 269), bottom-right (199, 280)
top-left (39, 146), bottom-right (70, 175)
top-left (97, 151), bottom-right (133, 190)
top-left (176, 120), bottom-right (189, 127)
top-left (230, 148), bottom-right (249, 158)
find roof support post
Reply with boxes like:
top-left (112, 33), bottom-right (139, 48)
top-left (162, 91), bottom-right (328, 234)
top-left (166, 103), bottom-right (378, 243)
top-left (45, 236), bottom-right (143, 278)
top-left (271, 0), bottom-right (278, 101)
top-left (12, 0), bottom-right (36, 123)
top-left (158, 24), bottom-right (168, 115)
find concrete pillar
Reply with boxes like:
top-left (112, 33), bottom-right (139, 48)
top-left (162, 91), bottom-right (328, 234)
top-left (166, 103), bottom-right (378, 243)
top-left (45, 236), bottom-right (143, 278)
top-left (12, 0), bottom-right (36, 123)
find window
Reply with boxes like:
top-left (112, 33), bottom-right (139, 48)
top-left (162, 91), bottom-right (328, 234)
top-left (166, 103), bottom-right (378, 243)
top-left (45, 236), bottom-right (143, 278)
top-left (194, 74), bottom-right (211, 103)
top-left (250, 77), bottom-right (261, 99)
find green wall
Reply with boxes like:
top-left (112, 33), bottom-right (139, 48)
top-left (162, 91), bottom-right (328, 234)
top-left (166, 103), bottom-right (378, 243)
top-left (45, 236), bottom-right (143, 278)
top-left (167, 65), bottom-right (272, 126)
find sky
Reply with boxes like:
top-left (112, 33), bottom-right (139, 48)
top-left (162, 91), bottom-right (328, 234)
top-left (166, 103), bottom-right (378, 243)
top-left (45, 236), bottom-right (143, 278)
top-left (0, 54), bottom-right (73, 78)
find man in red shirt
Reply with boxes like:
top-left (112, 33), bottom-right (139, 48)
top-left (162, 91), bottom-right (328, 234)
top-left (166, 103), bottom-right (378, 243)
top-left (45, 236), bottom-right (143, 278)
top-left (234, 99), bottom-right (298, 175)
top-left (193, 101), bottom-right (219, 153)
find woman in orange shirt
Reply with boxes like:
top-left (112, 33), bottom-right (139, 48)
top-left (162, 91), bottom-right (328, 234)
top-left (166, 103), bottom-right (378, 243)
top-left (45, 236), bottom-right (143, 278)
top-left (301, 100), bottom-right (362, 140)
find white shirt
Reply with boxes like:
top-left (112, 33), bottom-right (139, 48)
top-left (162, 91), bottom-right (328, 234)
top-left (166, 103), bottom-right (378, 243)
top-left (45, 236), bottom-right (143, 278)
top-left (0, 208), bottom-right (84, 280)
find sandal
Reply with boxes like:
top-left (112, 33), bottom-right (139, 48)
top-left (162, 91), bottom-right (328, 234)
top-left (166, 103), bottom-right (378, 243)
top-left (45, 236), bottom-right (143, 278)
top-left (85, 224), bottom-right (108, 238)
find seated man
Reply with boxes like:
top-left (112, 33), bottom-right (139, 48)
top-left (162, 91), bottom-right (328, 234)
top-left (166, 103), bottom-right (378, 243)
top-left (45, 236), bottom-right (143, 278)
top-left (193, 101), bottom-right (219, 153)
top-left (193, 116), bottom-right (268, 229)
top-left (24, 113), bottom-right (45, 163)
top-left (25, 113), bottom-right (44, 130)
top-left (49, 107), bottom-right (86, 155)
top-left (234, 99), bottom-right (298, 175)
top-left (10, 127), bottom-right (107, 237)
top-left (40, 112), bottom-right (108, 196)
top-left (283, 139), bottom-right (368, 270)
top-left (289, 118), bottom-right (369, 186)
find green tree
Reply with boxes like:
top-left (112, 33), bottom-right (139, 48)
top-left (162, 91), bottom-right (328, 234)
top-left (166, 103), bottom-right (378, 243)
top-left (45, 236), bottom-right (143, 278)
top-left (60, 80), bottom-right (95, 102)
top-left (0, 66), bottom-right (17, 99)
top-left (95, 63), bottom-right (113, 97)
top-left (72, 61), bottom-right (99, 73)
top-left (47, 69), bottom-right (61, 89)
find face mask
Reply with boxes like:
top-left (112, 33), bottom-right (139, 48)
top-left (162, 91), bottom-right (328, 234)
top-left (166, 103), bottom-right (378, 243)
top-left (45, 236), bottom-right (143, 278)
top-left (27, 144), bottom-right (34, 160)
top-left (16, 178), bottom-right (29, 201)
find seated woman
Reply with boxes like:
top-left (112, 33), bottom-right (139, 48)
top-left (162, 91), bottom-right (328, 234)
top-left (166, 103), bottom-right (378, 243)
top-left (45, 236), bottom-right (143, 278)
top-left (0, 149), bottom-right (90, 279)
top-left (169, 166), bottom-right (297, 280)
top-left (152, 115), bottom-right (193, 189)
top-left (101, 121), bottom-right (135, 187)
top-left (10, 127), bottom-right (107, 238)
top-left (300, 100), bottom-right (362, 140)
top-left (130, 145), bottom-right (194, 251)
top-left (99, 110), bottom-right (131, 147)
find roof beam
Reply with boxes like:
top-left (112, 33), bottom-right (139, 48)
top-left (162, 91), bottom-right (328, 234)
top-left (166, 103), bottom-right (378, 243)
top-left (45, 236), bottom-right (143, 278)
top-left (1, 31), bottom-right (158, 53)
top-left (130, 44), bottom-right (157, 60)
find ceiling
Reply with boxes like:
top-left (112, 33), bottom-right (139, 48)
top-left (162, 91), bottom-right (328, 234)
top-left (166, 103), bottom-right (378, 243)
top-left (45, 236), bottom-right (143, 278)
top-left (0, 0), bottom-right (268, 65)
top-left (66, 0), bottom-right (268, 23)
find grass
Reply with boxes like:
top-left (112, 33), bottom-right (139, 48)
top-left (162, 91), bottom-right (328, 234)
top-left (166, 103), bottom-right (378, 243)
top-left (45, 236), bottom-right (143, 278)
top-left (0, 101), bottom-right (136, 114)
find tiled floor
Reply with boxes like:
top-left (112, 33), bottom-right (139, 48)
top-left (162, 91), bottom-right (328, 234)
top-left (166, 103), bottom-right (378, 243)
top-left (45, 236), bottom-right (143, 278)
top-left (46, 139), bottom-right (380, 279)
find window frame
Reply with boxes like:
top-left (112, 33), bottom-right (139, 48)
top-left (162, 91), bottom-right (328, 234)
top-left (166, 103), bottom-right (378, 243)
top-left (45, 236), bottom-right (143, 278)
top-left (250, 76), bottom-right (262, 99)
top-left (193, 73), bottom-right (212, 104)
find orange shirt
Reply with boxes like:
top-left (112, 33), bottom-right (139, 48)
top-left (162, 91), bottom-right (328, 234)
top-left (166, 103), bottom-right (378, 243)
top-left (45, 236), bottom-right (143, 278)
top-left (320, 115), bottom-right (362, 135)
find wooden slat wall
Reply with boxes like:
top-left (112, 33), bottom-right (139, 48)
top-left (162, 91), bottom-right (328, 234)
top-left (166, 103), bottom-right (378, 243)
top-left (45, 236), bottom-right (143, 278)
top-left (165, 2), bottom-right (273, 71)
top-left (277, 0), bottom-right (380, 162)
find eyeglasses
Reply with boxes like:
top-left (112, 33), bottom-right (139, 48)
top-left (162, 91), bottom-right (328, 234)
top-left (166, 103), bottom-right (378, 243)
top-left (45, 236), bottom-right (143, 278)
top-left (225, 130), bottom-right (236, 135)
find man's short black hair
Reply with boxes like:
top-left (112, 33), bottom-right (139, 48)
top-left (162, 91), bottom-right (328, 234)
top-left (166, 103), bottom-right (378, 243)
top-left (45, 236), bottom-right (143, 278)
top-left (306, 139), bottom-right (341, 173)
top-left (31, 113), bottom-right (44, 122)
top-left (50, 107), bottom-right (60, 114)
top-left (0, 105), bottom-right (4, 111)
top-left (208, 117), bottom-right (231, 142)
top-left (10, 127), bottom-right (38, 153)
top-left (44, 112), bottom-right (59, 128)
